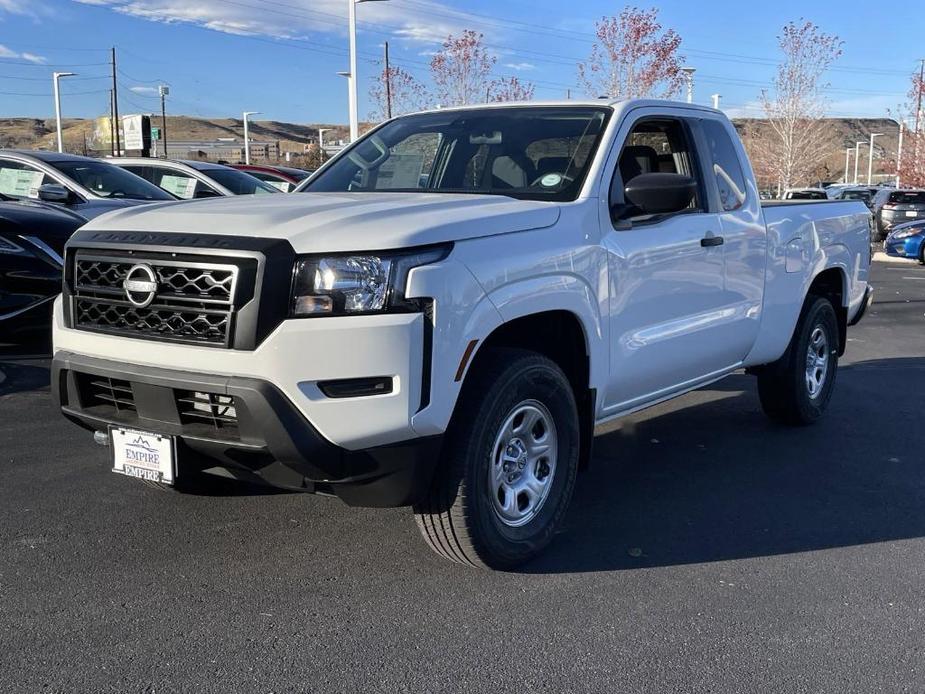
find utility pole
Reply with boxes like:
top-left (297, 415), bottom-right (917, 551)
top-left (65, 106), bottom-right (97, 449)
top-left (111, 47), bottom-right (121, 156)
top-left (159, 85), bottom-right (169, 158)
top-left (384, 41), bottom-right (392, 119)
top-left (867, 132), bottom-right (883, 185)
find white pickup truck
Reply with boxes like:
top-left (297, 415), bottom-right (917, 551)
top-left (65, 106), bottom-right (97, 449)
top-left (52, 99), bottom-right (873, 569)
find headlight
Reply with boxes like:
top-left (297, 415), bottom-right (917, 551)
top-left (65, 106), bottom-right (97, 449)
top-left (893, 227), bottom-right (921, 239)
top-left (290, 245), bottom-right (451, 317)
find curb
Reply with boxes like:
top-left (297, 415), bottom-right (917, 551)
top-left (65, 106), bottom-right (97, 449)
top-left (872, 252), bottom-right (918, 265)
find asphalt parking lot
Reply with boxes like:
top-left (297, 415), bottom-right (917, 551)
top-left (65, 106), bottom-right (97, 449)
top-left (2, 259), bottom-right (924, 693)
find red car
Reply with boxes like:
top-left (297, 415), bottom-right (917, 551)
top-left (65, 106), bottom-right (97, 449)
top-left (230, 164), bottom-right (313, 192)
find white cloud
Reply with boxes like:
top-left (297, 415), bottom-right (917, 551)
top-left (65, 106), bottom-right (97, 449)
top-left (0, 43), bottom-right (46, 63)
top-left (72, 0), bottom-right (463, 43)
top-left (504, 62), bottom-right (535, 72)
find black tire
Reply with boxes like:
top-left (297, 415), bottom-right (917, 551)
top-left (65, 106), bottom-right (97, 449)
top-left (414, 348), bottom-right (581, 570)
top-left (757, 296), bottom-right (839, 426)
top-left (919, 245), bottom-right (925, 265)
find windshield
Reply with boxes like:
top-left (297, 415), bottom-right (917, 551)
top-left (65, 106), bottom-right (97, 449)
top-left (842, 190), bottom-right (871, 201)
top-left (303, 106), bottom-right (612, 202)
top-left (205, 168), bottom-right (280, 195)
top-left (49, 160), bottom-right (174, 201)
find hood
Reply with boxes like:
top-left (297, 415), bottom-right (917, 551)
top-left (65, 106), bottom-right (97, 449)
top-left (79, 197), bottom-right (154, 220)
top-left (80, 192), bottom-right (562, 253)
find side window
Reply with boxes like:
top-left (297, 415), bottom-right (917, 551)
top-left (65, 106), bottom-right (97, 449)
top-left (701, 119), bottom-right (747, 212)
top-left (614, 118), bottom-right (703, 222)
top-left (0, 159), bottom-right (52, 199)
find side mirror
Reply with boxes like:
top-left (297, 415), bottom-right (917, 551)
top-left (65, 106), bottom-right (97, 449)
top-left (37, 183), bottom-right (73, 204)
top-left (623, 173), bottom-right (697, 216)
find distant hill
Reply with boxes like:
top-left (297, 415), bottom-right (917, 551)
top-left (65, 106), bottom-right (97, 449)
top-left (0, 115), bottom-right (351, 153)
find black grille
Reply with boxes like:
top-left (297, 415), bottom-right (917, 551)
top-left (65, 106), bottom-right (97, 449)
top-left (72, 252), bottom-right (239, 347)
top-left (76, 374), bottom-right (136, 414)
top-left (176, 390), bottom-right (239, 435)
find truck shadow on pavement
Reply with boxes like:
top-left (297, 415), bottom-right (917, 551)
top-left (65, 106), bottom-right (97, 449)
top-left (526, 357), bottom-right (925, 574)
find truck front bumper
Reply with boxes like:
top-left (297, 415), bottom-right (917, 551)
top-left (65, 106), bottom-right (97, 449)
top-left (52, 352), bottom-right (442, 507)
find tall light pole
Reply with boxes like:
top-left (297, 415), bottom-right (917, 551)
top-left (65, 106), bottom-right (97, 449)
top-left (853, 141), bottom-right (867, 184)
top-left (844, 147), bottom-right (852, 184)
top-left (681, 67), bottom-right (696, 104)
top-left (711, 93), bottom-right (721, 109)
top-left (866, 132), bottom-right (883, 185)
top-left (52, 72), bottom-right (76, 153)
top-left (242, 111), bottom-right (261, 165)
top-left (318, 127), bottom-right (333, 152)
top-left (348, 0), bottom-right (390, 142)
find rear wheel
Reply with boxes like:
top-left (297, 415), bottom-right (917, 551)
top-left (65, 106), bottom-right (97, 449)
top-left (414, 348), bottom-right (580, 569)
top-left (757, 296), bottom-right (839, 426)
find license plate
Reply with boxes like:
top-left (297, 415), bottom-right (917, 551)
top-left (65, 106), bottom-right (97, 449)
top-left (110, 427), bottom-right (175, 485)
top-left (906, 211), bottom-right (919, 217)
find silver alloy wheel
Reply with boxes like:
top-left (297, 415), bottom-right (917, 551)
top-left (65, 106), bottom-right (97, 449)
top-left (488, 399), bottom-right (558, 528)
top-left (805, 326), bottom-right (830, 399)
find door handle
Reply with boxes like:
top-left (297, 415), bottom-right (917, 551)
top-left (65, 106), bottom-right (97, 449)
top-left (701, 235), bottom-right (725, 247)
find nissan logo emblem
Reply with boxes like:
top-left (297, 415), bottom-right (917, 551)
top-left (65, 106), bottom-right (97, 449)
top-left (123, 264), bottom-right (159, 308)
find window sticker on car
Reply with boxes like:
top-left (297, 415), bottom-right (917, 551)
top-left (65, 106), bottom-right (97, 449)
top-left (267, 180), bottom-right (291, 192)
top-left (0, 168), bottom-right (44, 198)
top-left (159, 174), bottom-right (198, 199)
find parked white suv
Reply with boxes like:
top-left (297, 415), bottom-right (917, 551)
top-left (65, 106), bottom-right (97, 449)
top-left (52, 100), bottom-right (873, 568)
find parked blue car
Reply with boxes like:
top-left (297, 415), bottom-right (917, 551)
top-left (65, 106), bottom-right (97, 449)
top-left (884, 220), bottom-right (925, 264)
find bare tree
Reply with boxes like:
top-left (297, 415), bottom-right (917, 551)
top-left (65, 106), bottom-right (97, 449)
top-left (577, 7), bottom-right (685, 99)
top-left (369, 64), bottom-right (428, 122)
top-left (758, 20), bottom-right (843, 191)
top-left (430, 30), bottom-right (536, 106)
top-left (896, 66), bottom-right (925, 187)
top-left (489, 76), bottom-right (535, 103)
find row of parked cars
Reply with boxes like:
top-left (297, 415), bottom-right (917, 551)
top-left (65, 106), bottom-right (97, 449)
top-left (0, 149), bottom-right (313, 339)
top-left (783, 183), bottom-right (925, 242)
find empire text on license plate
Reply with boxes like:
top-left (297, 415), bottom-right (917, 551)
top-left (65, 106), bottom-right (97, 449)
top-left (111, 427), bottom-right (175, 485)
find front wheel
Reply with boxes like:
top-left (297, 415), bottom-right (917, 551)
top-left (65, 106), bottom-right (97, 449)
top-left (414, 348), bottom-right (580, 569)
top-left (757, 296), bottom-right (839, 425)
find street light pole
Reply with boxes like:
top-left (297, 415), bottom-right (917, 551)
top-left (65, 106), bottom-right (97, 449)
top-left (844, 148), bottom-right (852, 184)
top-left (347, 0), bottom-right (390, 142)
top-left (52, 71), bottom-right (76, 153)
top-left (681, 67), bottom-right (696, 104)
top-left (897, 121), bottom-right (905, 188)
top-left (853, 141), bottom-right (865, 184)
top-left (867, 132), bottom-right (883, 185)
top-left (243, 111), bottom-right (261, 165)
top-left (711, 93), bottom-right (721, 109)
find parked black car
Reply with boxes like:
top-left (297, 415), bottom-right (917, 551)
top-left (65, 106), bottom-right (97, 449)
top-left (877, 189), bottom-right (925, 240)
top-left (0, 194), bottom-right (85, 338)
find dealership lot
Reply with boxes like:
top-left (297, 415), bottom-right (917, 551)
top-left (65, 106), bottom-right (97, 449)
top-left (1, 260), bottom-right (923, 693)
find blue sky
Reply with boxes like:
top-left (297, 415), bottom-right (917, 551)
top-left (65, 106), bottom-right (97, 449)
top-left (0, 0), bottom-right (919, 124)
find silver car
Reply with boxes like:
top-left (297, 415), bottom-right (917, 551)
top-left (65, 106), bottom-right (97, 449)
top-left (0, 150), bottom-right (175, 220)
top-left (109, 158), bottom-right (280, 199)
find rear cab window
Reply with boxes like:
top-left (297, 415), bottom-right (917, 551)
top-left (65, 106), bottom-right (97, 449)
top-left (700, 119), bottom-right (748, 212)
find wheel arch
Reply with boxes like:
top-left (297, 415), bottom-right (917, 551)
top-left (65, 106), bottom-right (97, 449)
top-left (805, 266), bottom-right (848, 355)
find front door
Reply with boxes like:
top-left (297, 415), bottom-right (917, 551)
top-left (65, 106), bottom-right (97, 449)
top-left (600, 114), bottom-right (742, 414)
